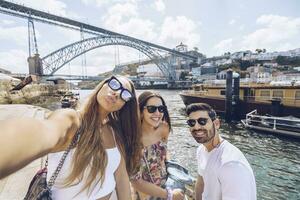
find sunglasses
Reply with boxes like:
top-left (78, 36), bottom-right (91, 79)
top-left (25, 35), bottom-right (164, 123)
top-left (144, 105), bottom-right (166, 113)
top-left (106, 76), bottom-right (133, 102)
top-left (186, 117), bottom-right (209, 127)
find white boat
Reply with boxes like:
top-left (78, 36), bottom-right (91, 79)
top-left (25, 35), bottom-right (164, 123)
top-left (241, 110), bottom-right (300, 139)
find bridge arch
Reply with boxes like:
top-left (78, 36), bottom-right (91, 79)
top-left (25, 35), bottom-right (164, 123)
top-left (42, 35), bottom-right (176, 80)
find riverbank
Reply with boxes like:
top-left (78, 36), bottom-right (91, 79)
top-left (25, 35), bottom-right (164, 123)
top-left (0, 81), bottom-right (66, 104)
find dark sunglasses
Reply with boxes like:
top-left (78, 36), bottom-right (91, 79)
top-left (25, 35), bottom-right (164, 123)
top-left (144, 105), bottom-right (166, 113)
top-left (186, 117), bottom-right (209, 127)
top-left (105, 76), bottom-right (133, 102)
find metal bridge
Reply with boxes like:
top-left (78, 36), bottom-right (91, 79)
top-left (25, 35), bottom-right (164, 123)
top-left (0, 0), bottom-right (198, 81)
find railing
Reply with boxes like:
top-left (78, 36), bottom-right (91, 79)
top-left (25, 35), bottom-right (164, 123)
top-left (245, 110), bottom-right (300, 131)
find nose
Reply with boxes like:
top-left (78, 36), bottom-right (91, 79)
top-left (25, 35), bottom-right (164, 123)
top-left (110, 89), bottom-right (120, 99)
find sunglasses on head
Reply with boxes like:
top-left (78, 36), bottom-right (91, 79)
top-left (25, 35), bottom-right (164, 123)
top-left (105, 76), bottom-right (133, 102)
top-left (144, 105), bottom-right (166, 113)
top-left (186, 117), bottom-right (209, 127)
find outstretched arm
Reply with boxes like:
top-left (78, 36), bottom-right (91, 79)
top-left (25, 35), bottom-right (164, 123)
top-left (0, 109), bottom-right (80, 179)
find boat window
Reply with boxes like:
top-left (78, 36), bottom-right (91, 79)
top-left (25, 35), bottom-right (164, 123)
top-left (273, 90), bottom-right (283, 99)
top-left (260, 90), bottom-right (270, 100)
top-left (220, 90), bottom-right (226, 95)
top-left (296, 91), bottom-right (300, 100)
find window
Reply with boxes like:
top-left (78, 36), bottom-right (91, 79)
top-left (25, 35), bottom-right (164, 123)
top-left (260, 90), bottom-right (270, 100)
top-left (273, 90), bottom-right (283, 99)
top-left (220, 90), bottom-right (226, 95)
top-left (296, 91), bottom-right (300, 100)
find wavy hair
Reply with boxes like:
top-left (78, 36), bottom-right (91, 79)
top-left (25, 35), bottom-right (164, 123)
top-left (63, 76), bottom-right (141, 194)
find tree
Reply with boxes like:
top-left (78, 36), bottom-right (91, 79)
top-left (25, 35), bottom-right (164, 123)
top-left (255, 49), bottom-right (263, 54)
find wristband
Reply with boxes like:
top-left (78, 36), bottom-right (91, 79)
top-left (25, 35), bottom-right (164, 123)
top-left (166, 188), bottom-right (173, 200)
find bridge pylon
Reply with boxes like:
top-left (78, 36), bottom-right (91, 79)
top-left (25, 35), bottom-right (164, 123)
top-left (28, 54), bottom-right (43, 75)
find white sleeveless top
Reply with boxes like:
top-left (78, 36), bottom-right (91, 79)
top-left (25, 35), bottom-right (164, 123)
top-left (47, 133), bottom-right (121, 199)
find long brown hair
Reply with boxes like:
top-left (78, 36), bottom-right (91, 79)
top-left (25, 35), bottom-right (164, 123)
top-left (138, 91), bottom-right (172, 131)
top-left (64, 76), bottom-right (141, 194)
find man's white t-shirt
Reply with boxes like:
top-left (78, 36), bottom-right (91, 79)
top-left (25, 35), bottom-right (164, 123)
top-left (197, 140), bottom-right (256, 200)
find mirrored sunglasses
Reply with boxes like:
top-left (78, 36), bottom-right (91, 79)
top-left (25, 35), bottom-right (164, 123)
top-left (186, 117), bottom-right (209, 127)
top-left (144, 105), bottom-right (166, 113)
top-left (106, 77), bottom-right (133, 102)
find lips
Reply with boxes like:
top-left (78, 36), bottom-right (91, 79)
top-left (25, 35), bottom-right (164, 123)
top-left (192, 130), bottom-right (207, 137)
top-left (105, 95), bottom-right (117, 104)
top-left (150, 117), bottom-right (161, 122)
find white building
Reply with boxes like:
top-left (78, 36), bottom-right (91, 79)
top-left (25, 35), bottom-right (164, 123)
top-left (137, 63), bottom-right (164, 77)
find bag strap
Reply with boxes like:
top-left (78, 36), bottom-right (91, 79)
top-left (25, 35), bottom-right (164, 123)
top-left (47, 130), bottom-right (80, 188)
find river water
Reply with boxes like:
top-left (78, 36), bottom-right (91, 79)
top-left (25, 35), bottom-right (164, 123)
top-left (44, 89), bottom-right (300, 200)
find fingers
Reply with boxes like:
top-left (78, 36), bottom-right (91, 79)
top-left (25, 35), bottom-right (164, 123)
top-left (172, 189), bottom-right (184, 200)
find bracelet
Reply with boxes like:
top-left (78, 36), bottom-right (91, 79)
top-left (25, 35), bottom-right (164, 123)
top-left (166, 188), bottom-right (173, 200)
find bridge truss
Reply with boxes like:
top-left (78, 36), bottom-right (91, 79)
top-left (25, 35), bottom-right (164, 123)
top-left (0, 0), bottom-right (197, 81)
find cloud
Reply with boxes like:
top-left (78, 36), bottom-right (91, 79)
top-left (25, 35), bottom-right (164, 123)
top-left (159, 16), bottom-right (201, 48)
top-left (1, 20), bottom-right (15, 25)
top-left (13, 0), bottom-right (81, 19)
top-left (229, 19), bottom-right (236, 25)
top-left (0, 26), bottom-right (29, 46)
top-left (152, 0), bottom-right (165, 13)
top-left (17, 0), bottom-right (68, 16)
top-left (81, 0), bottom-right (139, 7)
top-left (0, 50), bottom-right (28, 73)
top-left (102, 2), bottom-right (157, 40)
top-left (81, 0), bottom-right (112, 7)
top-left (242, 15), bottom-right (300, 51)
top-left (213, 38), bottom-right (233, 54)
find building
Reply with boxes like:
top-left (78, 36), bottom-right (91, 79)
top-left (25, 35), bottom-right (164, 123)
top-left (247, 65), bottom-right (272, 83)
top-left (137, 63), bottom-right (164, 77)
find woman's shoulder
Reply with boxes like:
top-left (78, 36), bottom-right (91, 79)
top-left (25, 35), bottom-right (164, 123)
top-left (47, 109), bottom-right (81, 123)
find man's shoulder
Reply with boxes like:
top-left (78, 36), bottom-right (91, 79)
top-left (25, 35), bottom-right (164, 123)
top-left (219, 140), bottom-right (249, 166)
top-left (196, 144), bottom-right (205, 155)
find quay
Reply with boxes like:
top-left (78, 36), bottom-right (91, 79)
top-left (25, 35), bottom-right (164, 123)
top-left (0, 104), bottom-right (49, 200)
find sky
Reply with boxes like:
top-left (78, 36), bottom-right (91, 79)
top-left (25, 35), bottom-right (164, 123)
top-left (0, 0), bottom-right (299, 75)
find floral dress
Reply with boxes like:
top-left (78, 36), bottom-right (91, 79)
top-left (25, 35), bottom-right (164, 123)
top-left (131, 141), bottom-right (168, 200)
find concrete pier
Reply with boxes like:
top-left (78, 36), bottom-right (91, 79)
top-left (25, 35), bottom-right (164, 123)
top-left (0, 104), bottom-right (49, 200)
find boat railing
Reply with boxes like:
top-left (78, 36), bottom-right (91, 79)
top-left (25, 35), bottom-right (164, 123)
top-left (245, 110), bottom-right (300, 130)
top-left (184, 90), bottom-right (209, 95)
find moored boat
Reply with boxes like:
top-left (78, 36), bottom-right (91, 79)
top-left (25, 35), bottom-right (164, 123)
top-left (180, 82), bottom-right (300, 118)
top-left (61, 91), bottom-right (79, 108)
top-left (241, 110), bottom-right (300, 139)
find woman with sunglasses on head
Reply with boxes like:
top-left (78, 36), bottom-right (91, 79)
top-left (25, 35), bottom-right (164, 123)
top-left (0, 75), bottom-right (141, 200)
top-left (130, 91), bottom-right (184, 200)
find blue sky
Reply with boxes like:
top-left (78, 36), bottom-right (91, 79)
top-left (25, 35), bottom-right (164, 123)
top-left (0, 0), bottom-right (299, 75)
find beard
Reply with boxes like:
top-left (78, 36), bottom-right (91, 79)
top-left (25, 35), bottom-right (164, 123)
top-left (192, 127), bottom-right (215, 144)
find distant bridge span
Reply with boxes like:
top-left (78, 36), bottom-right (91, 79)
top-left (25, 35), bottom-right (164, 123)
top-left (0, 0), bottom-right (198, 81)
top-left (42, 35), bottom-right (175, 80)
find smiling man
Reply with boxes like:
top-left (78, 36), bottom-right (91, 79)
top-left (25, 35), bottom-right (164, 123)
top-left (186, 103), bottom-right (256, 200)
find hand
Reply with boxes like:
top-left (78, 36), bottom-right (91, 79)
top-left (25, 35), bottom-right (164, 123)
top-left (157, 121), bottom-right (170, 142)
top-left (172, 189), bottom-right (184, 200)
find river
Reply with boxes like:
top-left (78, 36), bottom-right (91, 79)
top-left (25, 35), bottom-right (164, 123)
top-left (44, 89), bottom-right (300, 200)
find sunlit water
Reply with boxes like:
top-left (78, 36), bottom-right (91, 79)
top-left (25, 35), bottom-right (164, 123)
top-left (46, 89), bottom-right (300, 200)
